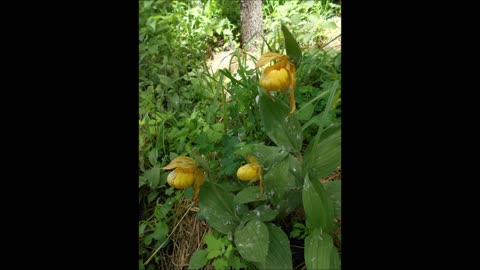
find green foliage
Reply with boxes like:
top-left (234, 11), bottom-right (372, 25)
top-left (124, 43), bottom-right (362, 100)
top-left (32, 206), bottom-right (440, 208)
top-left (258, 90), bottom-right (303, 152)
top-left (234, 186), bottom-right (267, 205)
top-left (255, 223), bottom-right (293, 269)
top-left (304, 227), bottom-right (341, 270)
top-left (290, 222), bottom-right (309, 240)
top-left (281, 22), bottom-right (303, 67)
top-left (188, 231), bottom-right (247, 270)
top-left (263, 0), bottom-right (341, 50)
top-left (234, 219), bottom-right (269, 263)
top-left (304, 124), bottom-right (341, 180)
top-left (323, 180), bottom-right (341, 217)
top-left (140, 1), bottom-right (341, 268)
top-left (302, 174), bottom-right (334, 233)
top-left (198, 181), bottom-right (239, 235)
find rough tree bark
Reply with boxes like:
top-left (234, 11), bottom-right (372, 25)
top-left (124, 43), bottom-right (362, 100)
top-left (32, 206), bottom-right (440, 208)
top-left (240, 0), bottom-right (264, 51)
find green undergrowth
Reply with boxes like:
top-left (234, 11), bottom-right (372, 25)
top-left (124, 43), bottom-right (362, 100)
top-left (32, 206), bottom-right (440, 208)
top-left (139, 1), bottom-right (341, 269)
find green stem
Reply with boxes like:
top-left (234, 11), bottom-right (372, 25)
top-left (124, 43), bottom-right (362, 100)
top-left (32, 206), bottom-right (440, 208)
top-left (220, 74), bottom-right (228, 133)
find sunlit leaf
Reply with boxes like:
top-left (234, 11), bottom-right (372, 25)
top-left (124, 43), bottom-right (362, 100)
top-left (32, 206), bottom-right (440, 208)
top-left (204, 232), bottom-right (224, 252)
top-left (207, 249), bottom-right (223, 260)
top-left (281, 22), bottom-right (302, 67)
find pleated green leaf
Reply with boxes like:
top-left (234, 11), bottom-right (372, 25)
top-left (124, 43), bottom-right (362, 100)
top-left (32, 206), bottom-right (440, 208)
top-left (233, 186), bottom-right (267, 205)
top-left (255, 223), bottom-right (293, 269)
top-left (304, 123), bottom-right (341, 180)
top-left (322, 180), bottom-right (341, 217)
top-left (303, 174), bottom-right (334, 233)
top-left (249, 143), bottom-right (289, 169)
top-left (263, 157), bottom-right (302, 218)
top-left (199, 181), bottom-right (239, 235)
top-left (258, 90), bottom-right (302, 152)
top-left (253, 204), bottom-right (279, 223)
top-left (234, 219), bottom-right (269, 263)
top-left (304, 228), bottom-right (340, 270)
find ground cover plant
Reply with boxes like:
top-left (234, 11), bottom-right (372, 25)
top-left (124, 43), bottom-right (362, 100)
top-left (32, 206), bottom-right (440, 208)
top-left (139, 1), bottom-right (341, 269)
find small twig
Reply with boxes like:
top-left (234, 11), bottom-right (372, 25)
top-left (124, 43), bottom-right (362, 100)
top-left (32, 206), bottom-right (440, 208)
top-left (144, 201), bottom-right (195, 265)
top-left (321, 34), bottom-right (341, 49)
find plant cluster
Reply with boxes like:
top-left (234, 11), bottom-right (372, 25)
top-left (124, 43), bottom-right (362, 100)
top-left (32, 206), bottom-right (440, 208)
top-left (139, 1), bottom-right (341, 269)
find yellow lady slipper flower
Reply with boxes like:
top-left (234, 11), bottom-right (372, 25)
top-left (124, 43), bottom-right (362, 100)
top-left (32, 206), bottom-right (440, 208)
top-left (166, 167), bottom-right (195, 189)
top-left (162, 156), bottom-right (205, 200)
top-left (255, 52), bottom-right (297, 115)
top-left (236, 155), bottom-right (263, 193)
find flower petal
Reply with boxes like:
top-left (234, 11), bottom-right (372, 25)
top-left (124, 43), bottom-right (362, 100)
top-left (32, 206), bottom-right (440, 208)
top-left (246, 155), bottom-right (259, 166)
top-left (237, 164), bottom-right (259, 181)
top-left (255, 52), bottom-right (289, 69)
top-left (162, 156), bottom-right (197, 170)
top-left (260, 66), bottom-right (290, 91)
top-left (287, 63), bottom-right (297, 115)
top-left (192, 168), bottom-right (205, 200)
top-left (167, 168), bottom-right (195, 189)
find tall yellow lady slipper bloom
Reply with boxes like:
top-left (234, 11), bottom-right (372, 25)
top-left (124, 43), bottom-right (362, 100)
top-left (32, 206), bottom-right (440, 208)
top-left (162, 156), bottom-right (205, 200)
top-left (236, 155), bottom-right (263, 193)
top-left (255, 52), bottom-right (297, 114)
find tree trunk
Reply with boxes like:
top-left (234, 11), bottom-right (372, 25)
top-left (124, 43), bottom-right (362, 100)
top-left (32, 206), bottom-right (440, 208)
top-left (240, 0), bottom-right (264, 51)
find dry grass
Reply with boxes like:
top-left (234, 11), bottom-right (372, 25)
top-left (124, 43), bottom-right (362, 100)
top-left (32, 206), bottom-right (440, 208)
top-left (157, 199), bottom-right (213, 270)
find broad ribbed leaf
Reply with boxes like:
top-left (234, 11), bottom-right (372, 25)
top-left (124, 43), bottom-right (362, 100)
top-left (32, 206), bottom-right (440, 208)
top-left (281, 22), bottom-right (302, 67)
top-left (234, 219), bottom-right (269, 263)
top-left (253, 205), bottom-right (278, 222)
top-left (199, 182), bottom-right (239, 235)
top-left (304, 124), bottom-right (341, 180)
top-left (250, 143), bottom-right (289, 169)
top-left (322, 180), bottom-right (341, 217)
top-left (303, 174), bottom-right (334, 233)
top-left (263, 156), bottom-right (302, 218)
top-left (255, 223), bottom-right (292, 269)
top-left (304, 228), bottom-right (340, 270)
top-left (258, 90), bottom-right (302, 152)
top-left (234, 186), bottom-right (267, 205)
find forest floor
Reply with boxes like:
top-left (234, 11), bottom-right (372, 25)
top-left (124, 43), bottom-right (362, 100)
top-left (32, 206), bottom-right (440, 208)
top-left (207, 16), bottom-right (341, 75)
